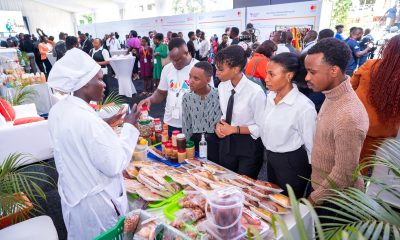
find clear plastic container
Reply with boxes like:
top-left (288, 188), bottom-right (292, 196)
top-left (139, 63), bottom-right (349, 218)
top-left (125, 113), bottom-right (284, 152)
top-left (205, 187), bottom-right (244, 239)
top-left (138, 120), bottom-right (152, 138)
top-left (132, 144), bottom-right (148, 162)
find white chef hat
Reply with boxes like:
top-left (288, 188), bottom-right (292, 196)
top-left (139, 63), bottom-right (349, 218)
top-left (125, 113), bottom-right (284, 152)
top-left (48, 48), bottom-right (101, 93)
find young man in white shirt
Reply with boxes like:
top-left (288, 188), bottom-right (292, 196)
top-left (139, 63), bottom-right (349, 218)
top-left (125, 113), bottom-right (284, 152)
top-left (215, 45), bottom-right (266, 179)
top-left (139, 38), bottom-right (198, 135)
top-left (199, 31), bottom-right (210, 61)
top-left (106, 32), bottom-right (121, 52)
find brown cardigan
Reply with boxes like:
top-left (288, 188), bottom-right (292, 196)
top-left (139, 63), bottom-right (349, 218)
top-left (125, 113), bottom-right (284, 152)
top-left (310, 79), bottom-right (369, 204)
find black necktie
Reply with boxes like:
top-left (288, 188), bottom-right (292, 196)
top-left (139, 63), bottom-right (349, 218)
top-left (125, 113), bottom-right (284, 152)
top-left (225, 89), bottom-right (235, 124)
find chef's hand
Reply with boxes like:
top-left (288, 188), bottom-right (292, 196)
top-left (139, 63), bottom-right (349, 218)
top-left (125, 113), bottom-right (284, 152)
top-left (215, 122), bottom-right (226, 138)
top-left (105, 107), bottom-right (127, 127)
top-left (138, 98), bottom-right (152, 111)
top-left (124, 104), bottom-right (140, 126)
top-left (219, 120), bottom-right (236, 136)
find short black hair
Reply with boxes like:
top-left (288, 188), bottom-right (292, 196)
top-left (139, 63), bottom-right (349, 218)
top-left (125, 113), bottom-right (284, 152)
top-left (318, 29), bottom-right (334, 41)
top-left (148, 31), bottom-right (153, 35)
top-left (256, 40), bottom-right (277, 58)
top-left (168, 37), bottom-right (186, 51)
top-left (66, 36), bottom-right (78, 50)
top-left (154, 33), bottom-right (164, 41)
top-left (215, 45), bottom-right (247, 71)
top-left (59, 32), bottom-right (65, 39)
top-left (85, 33), bottom-right (89, 37)
top-left (94, 38), bottom-right (102, 45)
top-left (230, 27), bottom-right (239, 37)
top-left (196, 29), bottom-right (201, 34)
top-left (188, 31), bottom-right (195, 38)
top-left (130, 30), bottom-right (138, 38)
top-left (194, 61), bottom-right (213, 77)
top-left (48, 36), bottom-right (54, 41)
top-left (307, 30), bottom-right (318, 40)
top-left (225, 27), bottom-right (230, 33)
top-left (307, 38), bottom-right (351, 73)
top-left (270, 52), bottom-right (304, 83)
top-left (222, 33), bottom-right (227, 38)
top-left (142, 36), bottom-right (150, 45)
top-left (349, 26), bottom-right (357, 34)
top-left (171, 33), bottom-right (179, 38)
top-left (335, 25), bottom-right (344, 30)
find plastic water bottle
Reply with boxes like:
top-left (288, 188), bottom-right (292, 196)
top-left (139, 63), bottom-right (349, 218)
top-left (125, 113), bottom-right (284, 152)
top-left (199, 133), bottom-right (207, 159)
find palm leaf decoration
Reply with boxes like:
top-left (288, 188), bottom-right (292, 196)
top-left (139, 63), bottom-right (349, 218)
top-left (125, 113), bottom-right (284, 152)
top-left (5, 85), bottom-right (38, 106)
top-left (97, 90), bottom-right (124, 113)
top-left (0, 153), bottom-right (54, 223)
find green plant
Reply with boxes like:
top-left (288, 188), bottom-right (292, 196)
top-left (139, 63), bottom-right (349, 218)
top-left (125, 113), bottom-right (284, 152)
top-left (97, 90), bottom-right (124, 113)
top-left (0, 153), bottom-right (54, 223)
top-left (330, 0), bottom-right (353, 27)
top-left (5, 85), bottom-right (38, 106)
top-left (272, 139), bottom-right (400, 240)
top-left (82, 14), bottom-right (93, 24)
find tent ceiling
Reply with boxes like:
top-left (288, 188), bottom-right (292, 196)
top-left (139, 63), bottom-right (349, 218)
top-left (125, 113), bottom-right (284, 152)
top-left (32, 0), bottom-right (130, 13)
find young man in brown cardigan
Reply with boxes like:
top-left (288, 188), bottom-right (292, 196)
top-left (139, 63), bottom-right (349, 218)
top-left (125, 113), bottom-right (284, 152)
top-left (304, 38), bottom-right (369, 218)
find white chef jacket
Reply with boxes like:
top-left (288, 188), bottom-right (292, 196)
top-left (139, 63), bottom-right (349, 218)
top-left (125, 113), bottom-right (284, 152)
top-left (48, 95), bottom-right (139, 239)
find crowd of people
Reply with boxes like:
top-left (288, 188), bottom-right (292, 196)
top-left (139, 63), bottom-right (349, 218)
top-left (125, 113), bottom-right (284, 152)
top-left (5, 23), bottom-right (398, 238)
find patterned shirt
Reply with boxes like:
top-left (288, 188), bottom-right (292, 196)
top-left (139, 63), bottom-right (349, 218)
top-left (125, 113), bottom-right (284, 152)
top-left (182, 87), bottom-right (222, 139)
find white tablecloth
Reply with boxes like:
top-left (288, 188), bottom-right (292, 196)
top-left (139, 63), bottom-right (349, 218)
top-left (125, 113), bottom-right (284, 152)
top-left (109, 55), bottom-right (136, 97)
top-left (47, 53), bottom-right (56, 65)
top-left (0, 216), bottom-right (58, 240)
top-left (110, 49), bottom-right (129, 57)
top-left (0, 83), bottom-right (54, 115)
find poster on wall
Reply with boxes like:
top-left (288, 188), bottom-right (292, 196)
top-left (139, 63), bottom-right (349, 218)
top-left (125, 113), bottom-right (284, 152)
top-left (0, 11), bottom-right (27, 34)
top-left (247, 1), bottom-right (322, 43)
top-left (157, 14), bottom-right (196, 41)
top-left (197, 8), bottom-right (245, 40)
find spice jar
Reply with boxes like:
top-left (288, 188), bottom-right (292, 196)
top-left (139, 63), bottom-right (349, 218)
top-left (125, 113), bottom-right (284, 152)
top-left (176, 134), bottom-right (186, 152)
top-left (177, 150), bottom-right (187, 163)
top-left (154, 118), bottom-right (162, 132)
top-left (161, 131), bottom-right (169, 143)
top-left (165, 143), bottom-right (172, 158)
top-left (171, 130), bottom-right (180, 147)
top-left (163, 123), bottom-right (168, 132)
top-left (171, 146), bottom-right (178, 163)
top-left (186, 141), bottom-right (195, 159)
top-left (140, 105), bottom-right (149, 120)
top-left (138, 120), bottom-right (152, 138)
top-left (162, 141), bottom-right (168, 154)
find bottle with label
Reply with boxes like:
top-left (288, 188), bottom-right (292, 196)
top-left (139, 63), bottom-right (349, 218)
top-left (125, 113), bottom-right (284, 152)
top-left (199, 133), bottom-right (207, 159)
top-left (140, 105), bottom-right (149, 120)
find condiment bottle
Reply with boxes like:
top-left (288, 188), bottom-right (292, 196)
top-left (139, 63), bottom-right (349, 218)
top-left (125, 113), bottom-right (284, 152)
top-left (177, 149), bottom-right (187, 163)
top-left (199, 133), bottom-right (207, 159)
top-left (154, 118), bottom-right (162, 132)
top-left (176, 133), bottom-right (186, 152)
top-left (171, 130), bottom-right (180, 147)
top-left (170, 146), bottom-right (178, 163)
top-left (186, 140), bottom-right (195, 159)
top-left (140, 105), bottom-right (149, 120)
top-left (165, 143), bottom-right (172, 158)
top-left (161, 131), bottom-right (168, 143)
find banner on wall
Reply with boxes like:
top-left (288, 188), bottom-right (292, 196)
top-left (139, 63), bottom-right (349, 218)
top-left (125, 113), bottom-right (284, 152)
top-left (0, 11), bottom-right (27, 34)
top-left (247, 1), bottom-right (322, 42)
top-left (196, 8), bottom-right (245, 40)
top-left (157, 14), bottom-right (196, 41)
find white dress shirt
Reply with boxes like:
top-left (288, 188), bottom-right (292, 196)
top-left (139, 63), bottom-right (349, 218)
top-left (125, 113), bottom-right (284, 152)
top-left (48, 95), bottom-right (139, 239)
top-left (199, 40), bottom-right (210, 59)
top-left (106, 37), bottom-right (121, 51)
top-left (218, 74), bottom-right (266, 139)
top-left (257, 85), bottom-right (317, 163)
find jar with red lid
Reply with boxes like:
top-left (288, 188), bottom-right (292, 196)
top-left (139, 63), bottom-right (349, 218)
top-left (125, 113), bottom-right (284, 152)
top-left (154, 118), bottom-right (162, 132)
top-left (171, 130), bottom-right (180, 147)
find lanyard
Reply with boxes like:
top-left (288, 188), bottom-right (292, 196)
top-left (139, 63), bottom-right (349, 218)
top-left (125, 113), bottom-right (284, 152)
top-left (142, 46), bottom-right (148, 58)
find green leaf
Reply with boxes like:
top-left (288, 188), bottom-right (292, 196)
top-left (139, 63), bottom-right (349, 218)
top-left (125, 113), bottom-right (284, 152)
top-left (370, 222), bottom-right (383, 240)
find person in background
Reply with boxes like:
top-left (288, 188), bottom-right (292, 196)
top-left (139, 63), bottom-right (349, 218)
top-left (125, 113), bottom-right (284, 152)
top-left (257, 52), bottom-right (317, 198)
top-left (38, 36), bottom-right (52, 76)
top-left (209, 35), bottom-right (219, 64)
top-left (53, 32), bottom-right (67, 61)
top-left (272, 31), bottom-right (290, 54)
top-left (164, 31), bottom-right (173, 45)
top-left (148, 31), bottom-right (154, 46)
top-left (152, 33), bottom-right (168, 89)
top-left (66, 36), bottom-right (79, 51)
top-left (182, 61), bottom-right (222, 163)
top-left (178, 32), bottom-right (184, 39)
top-left (187, 31), bottom-right (197, 58)
top-left (245, 40), bottom-right (277, 92)
top-left (102, 34), bottom-right (109, 50)
top-left (194, 29), bottom-right (201, 60)
top-left (20, 34), bottom-right (39, 73)
top-left (47, 48), bottom-right (140, 239)
top-left (304, 38), bottom-right (368, 216)
top-left (217, 34), bottom-right (229, 52)
top-left (301, 30), bottom-right (318, 54)
top-left (358, 28), bottom-right (374, 67)
top-left (318, 29), bottom-right (334, 41)
top-left (127, 30), bottom-right (141, 80)
top-left (230, 27), bottom-right (240, 45)
top-left (89, 38), bottom-right (112, 97)
top-left (48, 36), bottom-right (55, 50)
top-left (127, 30), bottom-right (141, 50)
top-left (106, 32), bottom-right (121, 52)
top-left (215, 45), bottom-right (266, 179)
top-left (139, 38), bottom-right (198, 136)
top-left (345, 27), bottom-right (371, 76)
top-left (385, 5), bottom-right (398, 27)
top-left (171, 33), bottom-right (179, 38)
top-left (351, 35), bottom-right (400, 176)
top-left (285, 31), bottom-right (299, 54)
top-left (7, 38), bottom-right (26, 70)
top-left (335, 25), bottom-right (345, 41)
top-left (199, 31), bottom-right (210, 61)
top-left (80, 33), bottom-right (93, 54)
top-left (139, 36), bottom-right (154, 96)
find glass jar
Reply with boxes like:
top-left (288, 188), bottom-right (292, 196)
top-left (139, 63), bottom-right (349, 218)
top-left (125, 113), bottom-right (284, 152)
top-left (161, 131), bottom-right (169, 143)
top-left (186, 141), bottom-right (195, 159)
top-left (138, 120), bottom-right (152, 138)
top-left (171, 146), bottom-right (178, 163)
top-left (154, 118), bottom-right (162, 132)
top-left (176, 134), bottom-right (186, 152)
top-left (177, 150), bottom-right (187, 163)
top-left (171, 130), bottom-right (180, 147)
top-left (165, 143), bottom-right (173, 158)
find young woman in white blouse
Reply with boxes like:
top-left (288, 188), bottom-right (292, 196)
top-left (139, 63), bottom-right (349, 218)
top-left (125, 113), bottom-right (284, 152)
top-left (257, 52), bottom-right (317, 198)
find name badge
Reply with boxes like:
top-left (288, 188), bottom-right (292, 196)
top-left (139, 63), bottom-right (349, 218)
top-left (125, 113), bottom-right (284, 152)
top-left (153, 59), bottom-right (157, 64)
top-left (144, 58), bottom-right (147, 63)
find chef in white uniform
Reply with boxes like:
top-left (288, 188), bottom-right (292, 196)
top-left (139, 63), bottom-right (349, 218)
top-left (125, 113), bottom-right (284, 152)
top-left (47, 48), bottom-right (140, 239)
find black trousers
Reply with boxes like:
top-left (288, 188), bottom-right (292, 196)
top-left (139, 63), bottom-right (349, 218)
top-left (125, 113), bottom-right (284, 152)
top-left (266, 146), bottom-right (311, 198)
top-left (219, 134), bottom-right (264, 179)
top-left (191, 133), bottom-right (220, 164)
